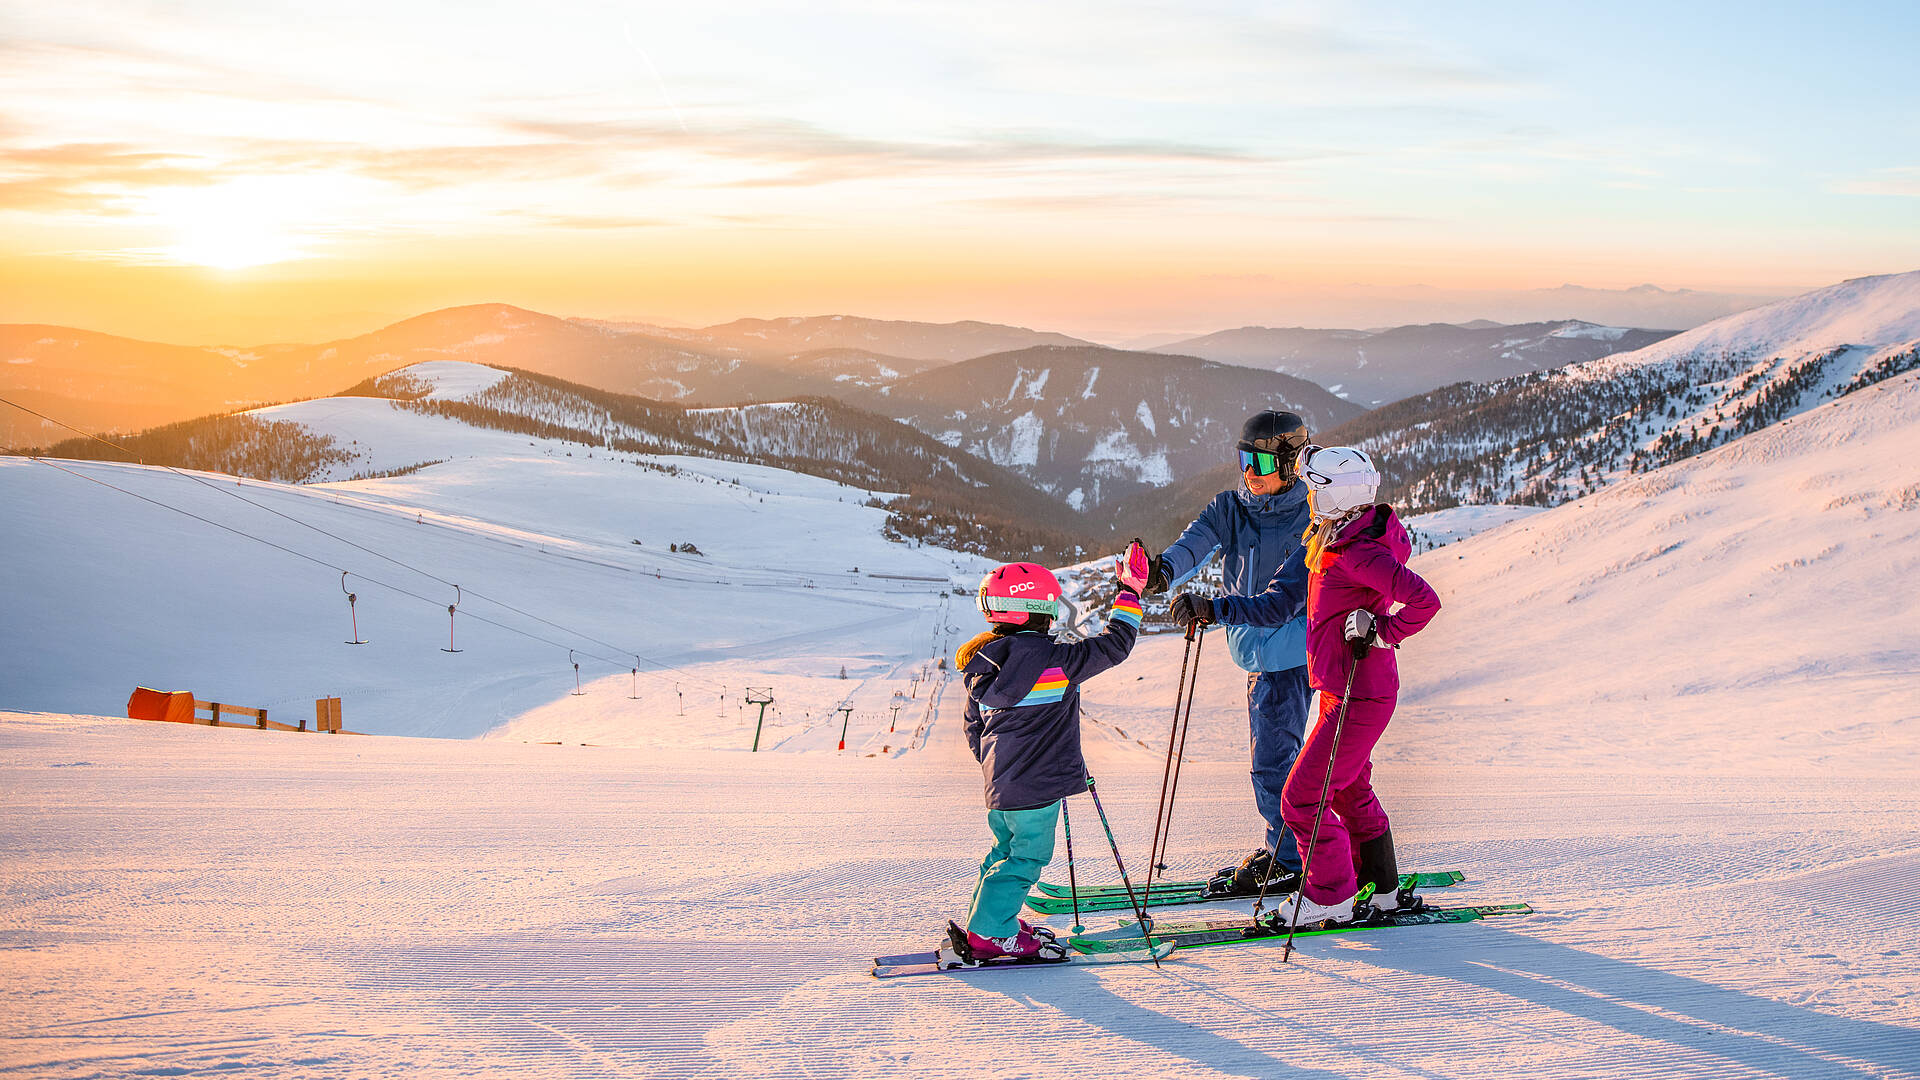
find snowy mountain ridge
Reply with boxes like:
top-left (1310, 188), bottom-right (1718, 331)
top-left (1576, 271), bottom-right (1920, 378)
top-left (844, 344), bottom-right (1365, 513)
top-left (1318, 270), bottom-right (1920, 511)
top-left (1156, 318), bottom-right (1677, 406)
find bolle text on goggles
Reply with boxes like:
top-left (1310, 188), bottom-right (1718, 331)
top-left (978, 593), bottom-right (1060, 619)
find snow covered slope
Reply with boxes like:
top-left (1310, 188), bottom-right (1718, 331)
top-left (1588, 271), bottom-right (1920, 374)
top-left (1403, 504), bottom-right (1548, 552)
top-left (1, 406), bottom-right (992, 738)
top-left (1396, 367), bottom-right (1920, 774)
top-left (4, 371), bottom-right (1919, 1077)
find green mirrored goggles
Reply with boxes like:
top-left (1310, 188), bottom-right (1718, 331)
top-left (1238, 449), bottom-right (1284, 476)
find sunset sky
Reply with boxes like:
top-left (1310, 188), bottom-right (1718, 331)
top-left (2, 1), bottom-right (1916, 344)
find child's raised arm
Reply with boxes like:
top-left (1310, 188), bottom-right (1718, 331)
top-left (1051, 589), bottom-right (1142, 683)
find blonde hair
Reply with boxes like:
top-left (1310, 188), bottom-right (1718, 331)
top-left (1302, 505), bottom-right (1368, 568)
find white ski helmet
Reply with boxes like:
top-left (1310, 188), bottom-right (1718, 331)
top-left (1297, 445), bottom-right (1381, 520)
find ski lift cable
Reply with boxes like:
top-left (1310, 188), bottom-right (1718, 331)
top-left (21, 455), bottom-right (715, 689)
top-left (3, 397), bottom-right (719, 690)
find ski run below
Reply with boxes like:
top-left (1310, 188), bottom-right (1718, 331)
top-left (4, 371), bottom-right (1920, 1076)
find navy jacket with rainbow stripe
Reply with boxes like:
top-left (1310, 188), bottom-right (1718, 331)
top-left (960, 591), bottom-right (1143, 811)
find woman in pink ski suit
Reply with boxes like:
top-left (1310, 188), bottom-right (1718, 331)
top-left (1191, 445), bottom-right (1440, 919)
top-left (1286, 498), bottom-right (1439, 910)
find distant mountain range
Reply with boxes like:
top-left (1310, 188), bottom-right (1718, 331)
top-left (1155, 320), bottom-right (1677, 407)
top-left (3, 306), bottom-right (1668, 451)
top-left (610, 314), bottom-right (1096, 362)
top-left (0, 308), bottom-right (1090, 449)
top-left (1105, 271), bottom-right (1920, 541)
top-left (0, 308), bottom-right (1354, 509)
top-left (11, 275), bottom-right (1916, 555)
top-left (843, 345), bottom-right (1362, 509)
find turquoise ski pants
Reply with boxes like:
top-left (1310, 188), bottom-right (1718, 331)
top-left (965, 801), bottom-right (1061, 938)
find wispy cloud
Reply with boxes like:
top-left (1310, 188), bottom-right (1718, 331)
top-left (509, 211), bottom-right (672, 231)
top-left (0, 142), bottom-right (218, 212)
top-left (505, 115), bottom-right (1274, 169)
top-left (1831, 167), bottom-right (1920, 197)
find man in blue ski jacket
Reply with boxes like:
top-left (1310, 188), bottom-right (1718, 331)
top-left (1147, 410), bottom-right (1313, 896)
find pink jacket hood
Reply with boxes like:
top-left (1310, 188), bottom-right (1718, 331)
top-left (1304, 504), bottom-right (1440, 698)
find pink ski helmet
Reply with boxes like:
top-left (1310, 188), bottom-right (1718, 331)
top-left (976, 562), bottom-right (1063, 626)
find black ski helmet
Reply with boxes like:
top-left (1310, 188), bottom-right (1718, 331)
top-left (1236, 410), bottom-right (1310, 482)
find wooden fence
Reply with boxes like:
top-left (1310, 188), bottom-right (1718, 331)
top-left (126, 688), bottom-right (352, 734)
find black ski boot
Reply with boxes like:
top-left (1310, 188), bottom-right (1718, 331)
top-left (1354, 829), bottom-right (1423, 919)
top-left (941, 921), bottom-right (980, 968)
top-left (1204, 849), bottom-right (1302, 898)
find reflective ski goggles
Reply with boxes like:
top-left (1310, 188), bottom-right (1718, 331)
top-left (978, 594), bottom-right (1060, 618)
top-left (1237, 429), bottom-right (1309, 476)
top-left (1238, 449), bottom-right (1286, 476)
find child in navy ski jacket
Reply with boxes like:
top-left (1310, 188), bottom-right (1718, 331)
top-left (944, 547), bottom-right (1149, 964)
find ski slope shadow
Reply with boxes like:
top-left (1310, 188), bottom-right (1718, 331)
top-left (1324, 927), bottom-right (1920, 1078)
top-left (702, 965), bottom-right (1359, 1080)
top-left (964, 973), bottom-right (1364, 1080)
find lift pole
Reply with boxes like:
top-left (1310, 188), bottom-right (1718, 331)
top-left (746, 688), bottom-right (774, 752)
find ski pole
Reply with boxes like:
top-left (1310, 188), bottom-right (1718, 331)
top-left (1277, 643), bottom-right (1363, 963)
top-left (1061, 797), bottom-right (1084, 935)
top-left (1144, 623), bottom-right (1197, 894)
top-left (1084, 776), bottom-right (1160, 967)
top-left (1155, 625), bottom-right (1205, 885)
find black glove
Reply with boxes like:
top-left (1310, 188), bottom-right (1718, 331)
top-left (1144, 555), bottom-right (1171, 595)
top-left (1170, 592), bottom-right (1216, 628)
top-left (1344, 608), bottom-right (1379, 657)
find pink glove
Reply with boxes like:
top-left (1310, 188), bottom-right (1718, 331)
top-left (1115, 538), bottom-right (1151, 593)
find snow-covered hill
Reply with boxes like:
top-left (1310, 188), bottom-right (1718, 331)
top-left (1322, 270), bottom-right (1920, 511)
top-left (5, 363), bottom-right (1919, 1077)
top-left (1588, 271), bottom-right (1920, 374)
top-left (39, 359), bottom-right (1101, 559)
top-left (1, 393), bottom-right (994, 738)
top-left (1397, 366), bottom-right (1920, 774)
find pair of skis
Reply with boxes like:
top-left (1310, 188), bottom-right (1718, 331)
top-left (871, 902), bottom-right (1532, 978)
top-left (873, 870), bottom-right (1531, 978)
top-left (1021, 869), bottom-right (1466, 915)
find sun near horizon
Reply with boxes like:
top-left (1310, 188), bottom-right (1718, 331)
top-left (2, 2), bottom-right (1917, 344)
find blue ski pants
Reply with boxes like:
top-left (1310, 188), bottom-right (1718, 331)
top-left (965, 800), bottom-right (1060, 938)
top-left (1249, 667), bottom-right (1311, 866)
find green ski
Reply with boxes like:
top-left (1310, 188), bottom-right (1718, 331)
top-left (1069, 902), bottom-right (1534, 954)
top-left (1025, 869), bottom-right (1466, 915)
